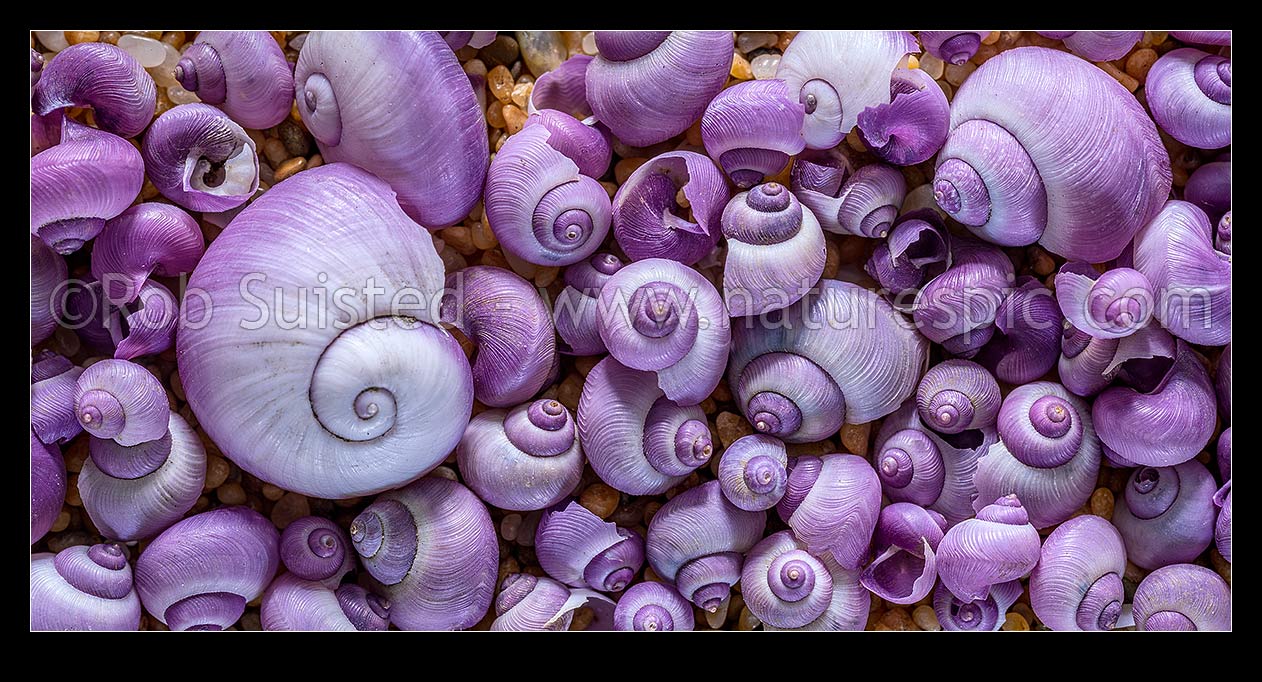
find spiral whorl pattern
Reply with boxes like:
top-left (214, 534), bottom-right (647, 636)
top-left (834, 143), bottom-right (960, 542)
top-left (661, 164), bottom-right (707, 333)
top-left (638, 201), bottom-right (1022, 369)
top-left (717, 434), bottom-right (789, 512)
top-left (742, 531), bottom-right (870, 631)
top-left (351, 477), bottom-right (497, 630)
top-left (279, 516), bottom-right (353, 586)
top-left (1132, 564), bottom-right (1231, 631)
top-left (721, 183), bottom-right (827, 317)
top-left (919, 31), bottom-right (988, 65)
top-left (743, 534), bottom-right (832, 628)
top-left (32, 42), bottom-right (156, 137)
top-left (295, 31), bottom-right (488, 228)
top-left (178, 164), bottom-right (473, 499)
top-left (646, 481), bottom-right (766, 607)
top-left (976, 382), bottom-right (1100, 529)
top-left (915, 360), bottom-right (1001, 434)
top-left (1112, 461), bottom-right (1218, 570)
top-left (932, 47), bottom-right (1171, 261)
top-left (613, 581), bottom-right (694, 631)
top-left (578, 357), bottom-right (713, 495)
top-left (31, 544), bottom-right (142, 631)
top-left (874, 428), bottom-right (943, 503)
top-left (776, 31), bottom-right (919, 149)
top-left (141, 103), bottom-right (260, 213)
top-left (597, 258), bottom-right (728, 405)
top-left (1147, 48), bottom-right (1231, 149)
top-left (134, 506), bottom-right (280, 631)
top-left (1055, 263), bottom-right (1155, 339)
top-left (179, 31), bottom-right (294, 129)
top-left (1030, 515), bottom-right (1126, 631)
top-left (937, 495), bottom-right (1041, 602)
top-left (485, 122), bottom-right (612, 266)
top-left (74, 359), bottom-right (168, 447)
top-left (730, 279), bottom-right (929, 440)
top-left (458, 399), bottom-right (583, 512)
top-left (933, 580), bottom-right (1022, 631)
top-left (78, 411), bottom-right (206, 542)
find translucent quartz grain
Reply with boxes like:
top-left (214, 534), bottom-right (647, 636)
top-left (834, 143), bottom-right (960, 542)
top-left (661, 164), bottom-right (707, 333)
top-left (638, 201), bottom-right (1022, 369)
top-left (944, 61), bottom-right (976, 86)
top-left (913, 605), bottom-right (941, 631)
top-left (488, 65), bottom-right (514, 104)
top-left (149, 43), bottom-right (182, 88)
top-left (167, 85), bottom-right (201, 104)
top-left (736, 31), bottom-right (778, 54)
top-left (918, 53), bottom-right (946, 80)
top-left (751, 54), bottom-right (781, 80)
top-left (502, 105), bottom-right (528, 135)
top-left (65, 31), bottom-right (98, 45)
top-left (510, 82), bottom-right (533, 108)
top-left (581, 31), bottom-right (598, 55)
top-left (731, 53), bottom-right (753, 80)
top-left (35, 31), bottom-right (69, 52)
top-left (516, 31), bottom-right (566, 77)
top-left (118, 33), bottom-right (168, 68)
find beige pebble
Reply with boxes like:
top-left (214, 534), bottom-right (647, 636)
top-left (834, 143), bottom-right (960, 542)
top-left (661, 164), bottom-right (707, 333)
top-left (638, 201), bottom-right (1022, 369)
top-left (510, 82), bottom-right (533, 108)
top-left (51, 509), bottom-right (72, 533)
top-left (1012, 602), bottom-right (1038, 627)
top-left (716, 411), bottom-right (755, 448)
top-left (64, 476), bottom-right (82, 506)
top-left (730, 53), bottom-right (752, 80)
top-left (1126, 48), bottom-right (1159, 83)
top-left (1002, 613), bottom-right (1030, 631)
top-left (615, 157), bottom-right (648, 184)
top-left (981, 31), bottom-right (1002, 45)
top-left (737, 605), bottom-right (761, 630)
top-left (65, 31), bottom-right (99, 45)
top-left (1096, 61), bottom-right (1139, 92)
top-left (1090, 487), bottom-right (1115, 518)
top-left (471, 221), bottom-right (497, 250)
top-left (502, 105), bottom-right (528, 135)
top-left (204, 455), bottom-right (231, 490)
top-left (840, 422), bottom-right (871, 457)
top-left (534, 266), bottom-right (560, 288)
top-left (488, 65), bottom-right (514, 103)
top-left (500, 513), bottom-right (522, 542)
top-left (262, 139), bottom-right (288, 167)
top-left (217, 481), bottom-right (247, 505)
top-left (273, 157), bottom-right (307, 183)
top-left (912, 604), bottom-right (941, 631)
top-left (579, 483), bottom-right (619, 519)
top-left (944, 61), bottom-right (977, 86)
top-left (64, 438), bottom-right (89, 473)
top-left (271, 493), bottom-right (311, 530)
top-left (261, 484), bottom-right (285, 502)
top-left (485, 100), bottom-right (507, 129)
top-left (441, 225), bottom-right (477, 256)
top-left (881, 607), bottom-right (917, 630)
